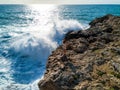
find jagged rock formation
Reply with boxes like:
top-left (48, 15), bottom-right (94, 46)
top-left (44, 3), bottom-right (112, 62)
top-left (38, 14), bottom-right (120, 90)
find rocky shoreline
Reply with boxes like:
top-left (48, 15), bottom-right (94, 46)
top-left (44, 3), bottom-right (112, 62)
top-left (38, 15), bottom-right (120, 90)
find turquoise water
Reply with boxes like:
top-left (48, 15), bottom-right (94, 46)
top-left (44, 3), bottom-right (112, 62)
top-left (0, 5), bottom-right (120, 90)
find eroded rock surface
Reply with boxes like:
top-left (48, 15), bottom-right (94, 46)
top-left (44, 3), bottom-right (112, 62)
top-left (38, 15), bottom-right (120, 90)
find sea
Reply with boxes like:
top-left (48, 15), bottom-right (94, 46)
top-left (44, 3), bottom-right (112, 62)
top-left (0, 4), bottom-right (120, 90)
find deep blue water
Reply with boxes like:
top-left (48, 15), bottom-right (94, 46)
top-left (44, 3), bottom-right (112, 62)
top-left (0, 5), bottom-right (120, 90)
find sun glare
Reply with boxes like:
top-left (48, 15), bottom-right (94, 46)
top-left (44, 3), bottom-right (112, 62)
top-left (29, 4), bottom-right (56, 11)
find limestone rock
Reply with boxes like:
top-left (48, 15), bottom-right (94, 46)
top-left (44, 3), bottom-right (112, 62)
top-left (38, 14), bottom-right (120, 90)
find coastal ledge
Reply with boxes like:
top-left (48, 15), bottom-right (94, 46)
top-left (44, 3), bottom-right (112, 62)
top-left (38, 14), bottom-right (120, 90)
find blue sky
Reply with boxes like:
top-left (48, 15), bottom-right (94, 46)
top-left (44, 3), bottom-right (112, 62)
top-left (0, 0), bottom-right (120, 4)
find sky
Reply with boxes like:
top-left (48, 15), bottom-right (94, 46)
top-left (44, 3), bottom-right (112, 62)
top-left (0, 0), bottom-right (120, 4)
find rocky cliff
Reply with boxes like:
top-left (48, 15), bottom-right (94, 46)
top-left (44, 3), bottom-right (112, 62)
top-left (38, 15), bottom-right (120, 90)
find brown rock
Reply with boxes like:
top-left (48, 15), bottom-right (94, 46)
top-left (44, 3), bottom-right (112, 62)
top-left (38, 79), bottom-right (63, 90)
top-left (38, 14), bottom-right (120, 90)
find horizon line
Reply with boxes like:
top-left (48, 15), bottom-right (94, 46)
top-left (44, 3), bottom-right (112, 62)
top-left (0, 3), bottom-right (120, 5)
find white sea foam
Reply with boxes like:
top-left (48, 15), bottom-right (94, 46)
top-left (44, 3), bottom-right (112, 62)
top-left (6, 19), bottom-right (84, 90)
top-left (9, 19), bottom-right (83, 63)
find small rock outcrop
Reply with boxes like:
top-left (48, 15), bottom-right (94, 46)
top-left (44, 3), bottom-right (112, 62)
top-left (38, 15), bottom-right (120, 90)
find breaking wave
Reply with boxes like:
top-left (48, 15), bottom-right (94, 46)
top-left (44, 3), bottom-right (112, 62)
top-left (2, 20), bottom-right (84, 90)
top-left (0, 5), bottom-right (89, 90)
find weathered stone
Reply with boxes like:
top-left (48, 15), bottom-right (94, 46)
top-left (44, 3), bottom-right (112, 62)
top-left (95, 58), bottom-right (106, 66)
top-left (38, 15), bottom-right (120, 90)
top-left (87, 83), bottom-right (104, 90)
top-left (89, 14), bottom-right (113, 26)
top-left (74, 44), bottom-right (87, 53)
top-left (112, 62), bottom-right (120, 73)
top-left (38, 79), bottom-right (63, 90)
top-left (112, 48), bottom-right (120, 55)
